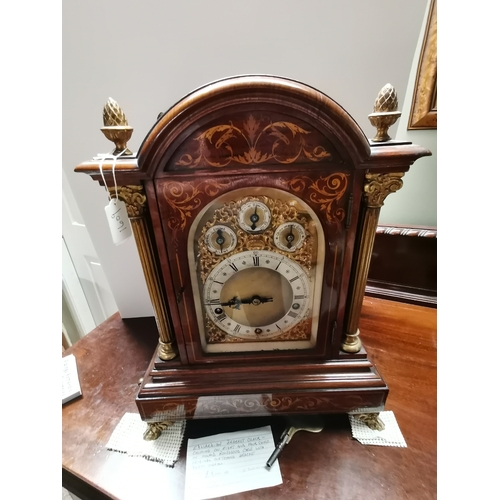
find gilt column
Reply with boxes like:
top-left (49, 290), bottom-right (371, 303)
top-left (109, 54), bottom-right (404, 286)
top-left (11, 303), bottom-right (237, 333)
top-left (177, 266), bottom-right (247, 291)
top-left (341, 172), bottom-right (405, 353)
top-left (111, 185), bottom-right (178, 360)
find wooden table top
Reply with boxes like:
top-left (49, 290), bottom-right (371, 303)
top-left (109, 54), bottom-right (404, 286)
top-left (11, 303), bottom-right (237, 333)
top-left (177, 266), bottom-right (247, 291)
top-left (62, 297), bottom-right (436, 500)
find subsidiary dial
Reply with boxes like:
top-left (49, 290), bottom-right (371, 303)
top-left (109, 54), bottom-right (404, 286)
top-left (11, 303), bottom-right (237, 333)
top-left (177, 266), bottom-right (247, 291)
top-left (238, 201), bottom-right (271, 233)
top-left (274, 222), bottom-right (307, 252)
top-left (205, 225), bottom-right (237, 255)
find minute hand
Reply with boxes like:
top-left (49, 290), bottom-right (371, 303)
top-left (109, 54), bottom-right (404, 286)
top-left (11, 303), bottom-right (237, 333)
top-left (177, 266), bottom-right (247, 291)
top-left (221, 295), bottom-right (273, 309)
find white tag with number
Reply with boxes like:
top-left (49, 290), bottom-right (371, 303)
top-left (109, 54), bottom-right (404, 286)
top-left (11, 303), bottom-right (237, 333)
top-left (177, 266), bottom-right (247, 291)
top-left (105, 198), bottom-right (132, 245)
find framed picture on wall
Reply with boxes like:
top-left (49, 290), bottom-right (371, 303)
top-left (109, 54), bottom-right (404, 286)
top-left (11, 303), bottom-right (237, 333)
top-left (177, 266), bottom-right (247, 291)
top-left (408, 0), bottom-right (437, 130)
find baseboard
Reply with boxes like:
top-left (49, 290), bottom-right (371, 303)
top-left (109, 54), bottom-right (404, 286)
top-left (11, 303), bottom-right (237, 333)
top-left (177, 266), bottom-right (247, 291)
top-left (366, 225), bottom-right (437, 308)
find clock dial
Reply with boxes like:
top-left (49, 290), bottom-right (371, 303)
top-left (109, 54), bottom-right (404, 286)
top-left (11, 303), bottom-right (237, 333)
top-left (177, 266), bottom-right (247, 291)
top-left (203, 250), bottom-right (310, 340)
top-left (274, 222), bottom-right (307, 252)
top-left (238, 201), bottom-right (271, 233)
top-left (189, 187), bottom-right (325, 354)
top-left (205, 225), bottom-right (237, 255)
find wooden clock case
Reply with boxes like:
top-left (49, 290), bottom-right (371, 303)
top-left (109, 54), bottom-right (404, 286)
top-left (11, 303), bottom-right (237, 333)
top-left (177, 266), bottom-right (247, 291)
top-left (76, 75), bottom-right (430, 430)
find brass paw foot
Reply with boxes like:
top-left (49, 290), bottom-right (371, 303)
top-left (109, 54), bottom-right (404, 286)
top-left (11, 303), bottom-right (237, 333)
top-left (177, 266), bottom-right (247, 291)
top-left (353, 413), bottom-right (385, 431)
top-left (143, 420), bottom-right (175, 440)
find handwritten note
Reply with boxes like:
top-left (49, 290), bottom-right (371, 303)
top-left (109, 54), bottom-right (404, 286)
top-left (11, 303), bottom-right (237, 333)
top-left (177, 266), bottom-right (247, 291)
top-left (104, 198), bottom-right (132, 245)
top-left (184, 425), bottom-right (282, 500)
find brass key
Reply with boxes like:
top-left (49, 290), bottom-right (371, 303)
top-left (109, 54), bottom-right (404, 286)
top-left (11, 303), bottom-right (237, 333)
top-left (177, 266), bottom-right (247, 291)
top-left (266, 415), bottom-right (324, 468)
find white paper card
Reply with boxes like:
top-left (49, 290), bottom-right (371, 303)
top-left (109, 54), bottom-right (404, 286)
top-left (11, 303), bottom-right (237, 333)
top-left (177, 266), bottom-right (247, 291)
top-left (104, 198), bottom-right (132, 245)
top-left (62, 354), bottom-right (82, 404)
top-left (184, 425), bottom-right (282, 500)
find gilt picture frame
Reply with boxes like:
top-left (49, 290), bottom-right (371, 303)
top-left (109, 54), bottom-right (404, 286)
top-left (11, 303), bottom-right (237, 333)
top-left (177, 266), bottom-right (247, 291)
top-left (408, 0), bottom-right (437, 129)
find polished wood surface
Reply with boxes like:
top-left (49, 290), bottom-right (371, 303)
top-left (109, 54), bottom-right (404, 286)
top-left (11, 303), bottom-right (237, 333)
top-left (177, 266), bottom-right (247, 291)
top-left (367, 224), bottom-right (437, 307)
top-left (62, 297), bottom-right (436, 500)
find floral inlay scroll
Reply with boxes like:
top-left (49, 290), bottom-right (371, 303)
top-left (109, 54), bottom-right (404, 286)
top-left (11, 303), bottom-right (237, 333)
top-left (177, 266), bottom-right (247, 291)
top-left (286, 173), bottom-right (349, 231)
top-left (162, 179), bottom-right (231, 246)
top-left (156, 393), bottom-right (366, 419)
top-left (174, 115), bottom-right (331, 168)
top-left (159, 394), bottom-right (366, 418)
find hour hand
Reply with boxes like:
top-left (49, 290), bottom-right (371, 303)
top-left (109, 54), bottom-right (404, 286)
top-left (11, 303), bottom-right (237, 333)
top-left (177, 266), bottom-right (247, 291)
top-left (220, 296), bottom-right (243, 309)
top-left (220, 295), bottom-right (273, 309)
top-left (241, 295), bottom-right (273, 306)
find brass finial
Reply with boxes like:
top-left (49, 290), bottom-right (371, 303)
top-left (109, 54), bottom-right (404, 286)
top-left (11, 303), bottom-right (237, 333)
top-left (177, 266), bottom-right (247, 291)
top-left (100, 97), bottom-right (134, 156)
top-left (368, 84), bottom-right (402, 142)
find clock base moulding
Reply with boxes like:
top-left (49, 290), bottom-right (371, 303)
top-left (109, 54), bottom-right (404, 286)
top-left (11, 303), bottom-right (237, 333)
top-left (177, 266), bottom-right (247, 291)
top-left (135, 345), bottom-right (388, 423)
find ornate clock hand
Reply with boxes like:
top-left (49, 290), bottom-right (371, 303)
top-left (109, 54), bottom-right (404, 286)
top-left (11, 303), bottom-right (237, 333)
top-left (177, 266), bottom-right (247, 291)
top-left (220, 296), bottom-right (243, 309)
top-left (242, 295), bottom-right (274, 306)
top-left (220, 295), bottom-right (274, 309)
top-left (286, 224), bottom-right (295, 249)
top-left (215, 229), bottom-right (225, 252)
top-left (249, 206), bottom-right (259, 230)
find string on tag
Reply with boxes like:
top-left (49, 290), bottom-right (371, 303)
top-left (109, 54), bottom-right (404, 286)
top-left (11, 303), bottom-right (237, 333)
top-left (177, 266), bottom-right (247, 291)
top-left (97, 150), bottom-right (134, 246)
top-left (98, 148), bottom-right (128, 202)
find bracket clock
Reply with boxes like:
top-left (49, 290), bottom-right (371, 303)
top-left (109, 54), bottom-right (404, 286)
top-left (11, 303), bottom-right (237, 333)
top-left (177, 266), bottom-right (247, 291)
top-left (75, 75), bottom-right (431, 439)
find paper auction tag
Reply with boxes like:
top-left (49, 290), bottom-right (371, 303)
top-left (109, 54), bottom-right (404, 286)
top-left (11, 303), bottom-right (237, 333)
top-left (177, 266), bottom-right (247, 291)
top-left (105, 198), bottom-right (132, 245)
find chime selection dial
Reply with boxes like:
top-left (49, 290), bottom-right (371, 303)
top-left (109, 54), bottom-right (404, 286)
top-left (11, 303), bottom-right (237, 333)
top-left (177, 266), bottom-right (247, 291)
top-left (274, 222), bottom-right (307, 252)
top-left (205, 225), bottom-right (237, 255)
top-left (238, 200), bottom-right (271, 233)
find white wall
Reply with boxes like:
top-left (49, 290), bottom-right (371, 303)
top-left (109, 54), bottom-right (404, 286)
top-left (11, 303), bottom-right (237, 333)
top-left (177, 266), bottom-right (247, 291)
top-left (63, 0), bottom-right (430, 318)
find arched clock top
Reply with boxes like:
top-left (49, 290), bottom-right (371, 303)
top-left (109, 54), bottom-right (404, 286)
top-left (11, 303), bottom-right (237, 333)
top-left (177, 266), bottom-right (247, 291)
top-left (136, 75), bottom-right (373, 176)
top-left (74, 76), bottom-right (431, 183)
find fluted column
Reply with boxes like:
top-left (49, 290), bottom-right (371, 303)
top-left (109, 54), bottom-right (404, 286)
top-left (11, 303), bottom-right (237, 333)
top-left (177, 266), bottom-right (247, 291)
top-left (111, 185), bottom-right (178, 360)
top-left (341, 172), bottom-right (405, 353)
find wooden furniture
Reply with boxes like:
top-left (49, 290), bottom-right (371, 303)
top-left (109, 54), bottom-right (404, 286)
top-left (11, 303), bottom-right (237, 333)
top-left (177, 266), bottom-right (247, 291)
top-left (75, 75), bottom-right (431, 433)
top-left (367, 224), bottom-right (437, 307)
top-left (62, 297), bottom-right (437, 500)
